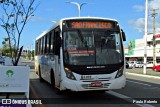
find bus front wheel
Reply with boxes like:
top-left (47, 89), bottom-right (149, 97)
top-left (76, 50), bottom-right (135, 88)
top-left (39, 66), bottom-right (44, 82)
top-left (51, 70), bottom-right (55, 88)
top-left (50, 70), bottom-right (61, 94)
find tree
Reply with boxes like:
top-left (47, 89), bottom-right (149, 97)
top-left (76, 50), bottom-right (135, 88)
top-left (1, 37), bottom-right (15, 57)
top-left (0, 0), bottom-right (39, 66)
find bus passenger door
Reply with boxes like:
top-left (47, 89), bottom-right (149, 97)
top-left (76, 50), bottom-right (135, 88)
top-left (54, 27), bottom-right (61, 88)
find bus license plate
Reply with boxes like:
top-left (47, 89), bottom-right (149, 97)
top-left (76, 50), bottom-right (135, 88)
top-left (90, 82), bottom-right (103, 87)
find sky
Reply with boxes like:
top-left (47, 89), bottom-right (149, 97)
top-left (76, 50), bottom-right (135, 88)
top-left (0, 0), bottom-right (160, 50)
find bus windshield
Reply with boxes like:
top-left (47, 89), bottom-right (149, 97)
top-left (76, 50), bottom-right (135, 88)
top-left (63, 30), bottom-right (123, 65)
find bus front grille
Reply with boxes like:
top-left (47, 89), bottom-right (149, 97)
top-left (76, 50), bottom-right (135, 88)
top-left (81, 77), bottom-right (112, 82)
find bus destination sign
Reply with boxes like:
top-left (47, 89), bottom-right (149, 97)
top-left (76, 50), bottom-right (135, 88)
top-left (71, 22), bottom-right (113, 29)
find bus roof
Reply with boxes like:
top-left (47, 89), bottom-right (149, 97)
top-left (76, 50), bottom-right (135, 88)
top-left (60, 17), bottom-right (117, 22)
top-left (36, 17), bottom-right (118, 40)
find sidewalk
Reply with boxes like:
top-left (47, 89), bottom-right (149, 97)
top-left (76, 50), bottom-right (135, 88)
top-left (126, 68), bottom-right (160, 79)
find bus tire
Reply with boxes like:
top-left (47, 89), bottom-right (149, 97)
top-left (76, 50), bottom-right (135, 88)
top-left (50, 70), bottom-right (55, 88)
top-left (39, 66), bottom-right (44, 82)
top-left (50, 70), bottom-right (61, 94)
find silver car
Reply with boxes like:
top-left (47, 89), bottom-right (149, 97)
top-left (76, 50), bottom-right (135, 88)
top-left (135, 61), bottom-right (143, 68)
top-left (0, 56), bottom-right (5, 64)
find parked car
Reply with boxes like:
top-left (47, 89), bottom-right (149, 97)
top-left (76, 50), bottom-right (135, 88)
top-left (135, 61), bottom-right (143, 68)
top-left (128, 61), bottom-right (138, 68)
top-left (126, 62), bottom-right (129, 68)
top-left (147, 61), bottom-right (160, 68)
top-left (126, 61), bottom-right (133, 69)
top-left (0, 56), bottom-right (5, 64)
top-left (146, 61), bottom-right (153, 68)
top-left (152, 65), bottom-right (160, 72)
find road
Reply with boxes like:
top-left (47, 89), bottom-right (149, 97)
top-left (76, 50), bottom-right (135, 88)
top-left (28, 61), bottom-right (160, 107)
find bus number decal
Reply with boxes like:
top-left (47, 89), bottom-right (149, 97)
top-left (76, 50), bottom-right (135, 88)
top-left (81, 75), bottom-right (91, 80)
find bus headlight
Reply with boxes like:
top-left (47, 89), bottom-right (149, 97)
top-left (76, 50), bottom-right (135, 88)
top-left (64, 67), bottom-right (76, 80)
top-left (115, 66), bottom-right (124, 78)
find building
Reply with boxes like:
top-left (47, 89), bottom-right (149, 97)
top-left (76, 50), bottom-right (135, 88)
top-left (125, 33), bottom-right (160, 62)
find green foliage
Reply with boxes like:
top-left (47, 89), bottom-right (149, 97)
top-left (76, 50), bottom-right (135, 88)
top-left (2, 41), bottom-right (6, 45)
top-left (32, 50), bottom-right (34, 57)
top-left (1, 38), bottom-right (15, 57)
top-left (27, 50), bottom-right (34, 60)
top-left (4, 38), bottom-right (9, 41)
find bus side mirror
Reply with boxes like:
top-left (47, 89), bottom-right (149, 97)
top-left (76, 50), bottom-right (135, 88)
top-left (121, 29), bottom-right (126, 41)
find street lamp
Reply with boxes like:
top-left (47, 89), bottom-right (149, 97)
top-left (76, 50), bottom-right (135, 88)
top-left (66, 1), bottom-right (89, 17)
top-left (143, 0), bottom-right (148, 74)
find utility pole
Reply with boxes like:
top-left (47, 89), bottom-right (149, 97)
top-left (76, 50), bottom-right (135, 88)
top-left (143, 0), bottom-right (148, 74)
top-left (150, 8), bottom-right (158, 66)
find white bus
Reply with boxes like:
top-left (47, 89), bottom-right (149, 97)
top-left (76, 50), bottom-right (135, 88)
top-left (35, 17), bottom-right (126, 92)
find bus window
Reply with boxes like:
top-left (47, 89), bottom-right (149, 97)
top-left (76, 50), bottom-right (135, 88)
top-left (50, 30), bottom-right (54, 54)
top-left (48, 32), bottom-right (51, 53)
top-left (44, 35), bottom-right (47, 54)
top-left (41, 37), bottom-right (44, 55)
top-left (54, 31), bottom-right (61, 56)
top-left (35, 41), bottom-right (38, 55)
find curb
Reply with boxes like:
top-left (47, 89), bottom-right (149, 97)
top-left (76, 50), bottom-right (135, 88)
top-left (126, 72), bottom-right (160, 79)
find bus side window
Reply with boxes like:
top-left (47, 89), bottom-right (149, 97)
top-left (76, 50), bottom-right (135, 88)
top-left (50, 30), bottom-right (54, 54)
top-left (41, 37), bottom-right (44, 55)
top-left (35, 41), bottom-right (38, 55)
top-left (39, 39), bottom-right (41, 55)
top-left (48, 32), bottom-right (51, 53)
top-left (54, 31), bottom-right (61, 57)
top-left (44, 35), bottom-right (47, 54)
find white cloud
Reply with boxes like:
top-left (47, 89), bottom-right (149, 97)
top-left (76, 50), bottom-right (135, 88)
top-left (157, 28), bottom-right (160, 33)
top-left (128, 17), bottom-right (160, 34)
top-left (130, 0), bottom-right (160, 34)
top-left (31, 16), bottom-right (47, 22)
top-left (30, 16), bottom-right (57, 23)
top-left (133, 5), bottom-right (145, 11)
top-left (149, 0), bottom-right (160, 11)
top-left (132, 0), bottom-right (160, 13)
top-left (128, 18), bottom-right (145, 33)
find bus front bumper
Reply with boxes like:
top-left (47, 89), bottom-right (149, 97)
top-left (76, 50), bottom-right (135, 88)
top-left (61, 75), bottom-right (126, 91)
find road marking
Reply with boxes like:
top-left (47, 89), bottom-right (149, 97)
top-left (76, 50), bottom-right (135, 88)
top-left (127, 80), bottom-right (152, 87)
top-left (107, 91), bottom-right (155, 107)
